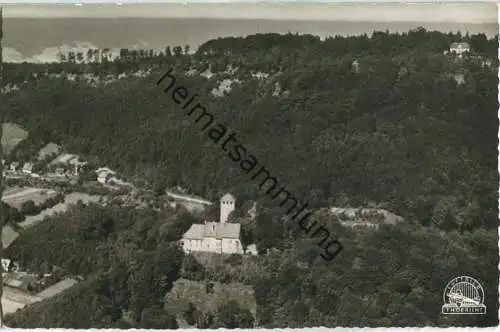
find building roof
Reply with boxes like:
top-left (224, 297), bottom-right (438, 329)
top-left (246, 244), bottom-right (258, 252)
top-left (183, 222), bottom-right (240, 240)
top-left (50, 153), bottom-right (78, 165)
top-left (1, 259), bottom-right (11, 271)
top-left (98, 173), bottom-right (111, 179)
top-left (221, 193), bottom-right (235, 202)
top-left (38, 143), bottom-right (61, 160)
top-left (450, 42), bottom-right (470, 49)
top-left (69, 159), bottom-right (87, 166)
top-left (22, 162), bottom-right (33, 171)
top-left (95, 167), bottom-right (116, 175)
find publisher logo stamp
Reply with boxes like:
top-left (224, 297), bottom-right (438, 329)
top-left (442, 276), bottom-right (486, 314)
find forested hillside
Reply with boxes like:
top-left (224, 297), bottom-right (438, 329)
top-left (1, 29), bottom-right (498, 327)
top-left (4, 202), bottom-right (195, 328)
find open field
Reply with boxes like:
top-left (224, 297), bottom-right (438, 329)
top-left (2, 278), bottom-right (78, 315)
top-left (166, 191), bottom-right (213, 206)
top-left (1, 286), bottom-right (41, 315)
top-left (1, 122), bottom-right (28, 154)
top-left (166, 190), bottom-right (212, 213)
top-left (19, 192), bottom-right (104, 229)
top-left (2, 225), bottom-right (20, 249)
top-left (2, 187), bottom-right (58, 210)
top-left (179, 201), bottom-right (206, 213)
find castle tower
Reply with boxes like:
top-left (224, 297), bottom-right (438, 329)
top-left (220, 193), bottom-right (235, 224)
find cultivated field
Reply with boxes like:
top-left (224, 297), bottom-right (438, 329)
top-left (1, 122), bottom-right (28, 154)
top-left (2, 187), bottom-right (58, 210)
top-left (36, 278), bottom-right (79, 299)
top-left (1, 278), bottom-right (78, 315)
top-left (1, 286), bottom-right (41, 315)
top-left (19, 192), bottom-right (104, 229)
top-left (1, 296), bottom-right (26, 315)
top-left (2, 225), bottom-right (20, 249)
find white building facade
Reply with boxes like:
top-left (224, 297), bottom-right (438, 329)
top-left (181, 222), bottom-right (243, 254)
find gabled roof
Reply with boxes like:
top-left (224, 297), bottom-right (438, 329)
top-left (50, 153), bottom-right (78, 165)
top-left (183, 222), bottom-right (240, 240)
top-left (38, 143), bottom-right (61, 160)
top-left (95, 167), bottom-right (116, 175)
top-left (450, 42), bottom-right (470, 49)
top-left (221, 193), bottom-right (235, 202)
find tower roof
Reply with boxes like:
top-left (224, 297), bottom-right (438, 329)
top-left (221, 193), bottom-right (235, 202)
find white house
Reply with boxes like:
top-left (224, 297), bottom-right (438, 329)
top-left (1, 258), bottom-right (11, 272)
top-left (97, 172), bottom-right (112, 184)
top-left (55, 167), bottom-right (66, 176)
top-left (245, 244), bottom-right (258, 255)
top-left (68, 158), bottom-right (88, 175)
top-left (9, 162), bottom-right (19, 172)
top-left (96, 167), bottom-right (116, 175)
top-left (1, 258), bottom-right (19, 272)
top-left (453, 73), bottom-right (465, 85)
top-left (181, 193), bottom-right (243, 255)
top-left (22, 162), bottom-right (34, 174)
top-left (96, 167), bottom-right (116, 184)
top-left (449, 42), bottom-right (471, 56)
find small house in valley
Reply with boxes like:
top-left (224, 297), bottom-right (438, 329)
top-left (22, 162), bottom-right (34, 174)
top-left (96, 167), bottom-right (116, 184)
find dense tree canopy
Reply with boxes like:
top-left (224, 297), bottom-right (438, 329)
top-left (1, 29), bottom-right (498, 327)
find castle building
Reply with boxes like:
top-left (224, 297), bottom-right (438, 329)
top-left (180, 193), bottom-right (243, 255)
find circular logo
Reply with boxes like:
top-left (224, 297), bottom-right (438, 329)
top-left (442, 276), bottom-right (486, 314)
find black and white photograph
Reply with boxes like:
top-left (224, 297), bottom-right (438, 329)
top-left (0, 1), bottom-right (498, 328)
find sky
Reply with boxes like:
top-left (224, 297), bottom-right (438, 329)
top-left (0, 2), bottom-right (497, 23)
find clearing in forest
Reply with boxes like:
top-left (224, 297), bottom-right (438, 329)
top-left (1, 122), bottom-right (28, 154)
